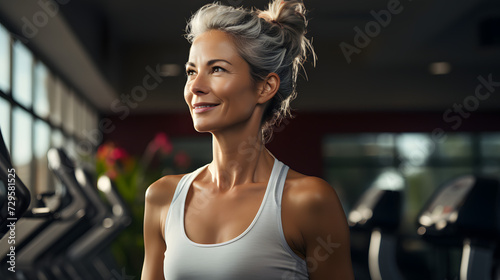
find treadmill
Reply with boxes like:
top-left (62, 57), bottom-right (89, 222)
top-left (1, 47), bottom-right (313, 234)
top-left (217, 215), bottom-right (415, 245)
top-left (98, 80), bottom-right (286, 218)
top-left (0, 128), bottom-right (131, 279)
top-left (0, 128), bottom-right (31, 279)
top-left (348, 170), bottom-right (405, 280)
top-left (417, 175), bottom-right (500, 280)
top-left (7, 148), bottom-right (98, 279)
top-left (0, 128), bottom-right (31, 238)
top-left (51, 170), bottom-right (132, 280)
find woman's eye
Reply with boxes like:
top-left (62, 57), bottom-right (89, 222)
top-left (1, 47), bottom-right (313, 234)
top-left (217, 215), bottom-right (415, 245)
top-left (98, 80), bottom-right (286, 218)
top-left (186, 69), bottom-right (196, 76)
top-left (212, 66), bottom-right (225, 73)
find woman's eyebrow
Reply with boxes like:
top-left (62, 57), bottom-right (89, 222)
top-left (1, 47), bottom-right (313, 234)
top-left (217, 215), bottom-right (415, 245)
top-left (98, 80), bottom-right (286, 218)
top-left (185, 59), bottom-right (232, 68)
top-left (207, 59), bottom-right (232, 66)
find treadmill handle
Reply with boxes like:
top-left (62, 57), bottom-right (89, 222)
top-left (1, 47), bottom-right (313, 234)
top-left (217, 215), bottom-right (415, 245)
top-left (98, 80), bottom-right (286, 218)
top-left (0, 156), bottom-right (31, 218)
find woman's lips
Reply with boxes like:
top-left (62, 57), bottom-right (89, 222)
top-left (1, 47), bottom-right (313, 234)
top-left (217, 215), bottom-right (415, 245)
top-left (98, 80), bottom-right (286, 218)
top-left (193, 104), bottom-right (220, 113)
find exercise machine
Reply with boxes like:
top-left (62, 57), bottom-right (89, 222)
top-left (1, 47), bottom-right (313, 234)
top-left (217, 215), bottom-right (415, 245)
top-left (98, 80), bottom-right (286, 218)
top-left (417, 175), bottom-right (500, 280)
top-left (348, 170), bottom-right (405, 280)
top-left (10, 148), bottom-right (98, 279)
top-left (0, 128), bottom-right (31, 238)
top-left (51, 170), bottom-right (131, 279)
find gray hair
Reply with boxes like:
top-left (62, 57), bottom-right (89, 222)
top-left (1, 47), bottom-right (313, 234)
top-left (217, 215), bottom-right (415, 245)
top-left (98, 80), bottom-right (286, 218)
top-left (185, 0), bottom-right (316, 143)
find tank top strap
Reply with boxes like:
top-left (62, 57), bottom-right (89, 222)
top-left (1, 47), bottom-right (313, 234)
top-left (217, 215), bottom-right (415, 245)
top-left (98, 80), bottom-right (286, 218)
top-left (272, 159), bottom-right (290, 208)
top-left (171, 163), bottom-right (209, 205)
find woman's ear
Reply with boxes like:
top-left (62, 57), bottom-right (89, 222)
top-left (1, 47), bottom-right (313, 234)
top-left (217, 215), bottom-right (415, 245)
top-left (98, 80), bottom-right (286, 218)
top-left (257, 73), bottom-right (280, 104)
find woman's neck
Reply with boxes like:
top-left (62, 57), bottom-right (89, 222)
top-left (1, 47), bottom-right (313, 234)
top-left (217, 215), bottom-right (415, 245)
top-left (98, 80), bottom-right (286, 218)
top-left (208, 128), bottom-right (275, 191)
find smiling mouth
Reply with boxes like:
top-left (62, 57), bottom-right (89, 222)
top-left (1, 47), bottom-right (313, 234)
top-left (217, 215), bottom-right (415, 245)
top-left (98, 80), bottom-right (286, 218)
top-left (194, 105), bottom-right (218, 109)
top-left (193, 104), bottom-right (220, 113)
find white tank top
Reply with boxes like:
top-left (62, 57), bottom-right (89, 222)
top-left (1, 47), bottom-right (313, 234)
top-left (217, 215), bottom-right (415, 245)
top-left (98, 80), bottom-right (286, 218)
top-left (163, 157), bottom-right (309, 279)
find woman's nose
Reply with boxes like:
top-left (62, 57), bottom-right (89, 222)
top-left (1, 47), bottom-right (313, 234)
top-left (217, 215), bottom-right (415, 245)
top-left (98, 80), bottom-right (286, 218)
top-left (189, 74), bottom-right (210, 95)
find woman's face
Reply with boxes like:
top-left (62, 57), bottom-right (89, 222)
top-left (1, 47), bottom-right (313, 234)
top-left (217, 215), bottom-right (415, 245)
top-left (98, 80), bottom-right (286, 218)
top-left (184, 30), bottom-right (262, 134)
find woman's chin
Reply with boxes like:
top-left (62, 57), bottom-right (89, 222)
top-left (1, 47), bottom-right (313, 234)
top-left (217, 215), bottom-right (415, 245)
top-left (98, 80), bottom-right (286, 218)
top-left (193, 122), bottom-right (215, 133)
top-left (194, 127), bottom-right (209, 133)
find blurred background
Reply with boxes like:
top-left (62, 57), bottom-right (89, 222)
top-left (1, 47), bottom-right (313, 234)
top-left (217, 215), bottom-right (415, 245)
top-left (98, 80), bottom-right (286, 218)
top-left (0, 0), bottom-right (499, 279)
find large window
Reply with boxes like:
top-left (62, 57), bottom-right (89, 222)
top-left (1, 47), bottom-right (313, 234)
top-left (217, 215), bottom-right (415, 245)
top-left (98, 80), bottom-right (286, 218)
top-left (0, 97), bottom-right (10, 150)
top-left (12, 41), bottom-right (33, 109)
top-left (11, 107), bottom-right (33, 186)
top-left (33, 62), bottom-right (51, 119)
top-left (0, 22), bottom-right (99, 200)
top-left (0, 24), bottom-right (10, 93)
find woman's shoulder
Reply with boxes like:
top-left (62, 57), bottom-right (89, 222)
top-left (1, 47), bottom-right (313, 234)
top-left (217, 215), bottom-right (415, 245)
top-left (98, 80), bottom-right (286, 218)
top-left (284, 168), bottom-right (343, 214)
top-left (144, 173), bottom-right (187, 206)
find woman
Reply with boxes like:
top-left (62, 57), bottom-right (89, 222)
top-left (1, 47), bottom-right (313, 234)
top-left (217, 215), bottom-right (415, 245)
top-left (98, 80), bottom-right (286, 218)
top-left (142, 1), bottom-right (354, 279)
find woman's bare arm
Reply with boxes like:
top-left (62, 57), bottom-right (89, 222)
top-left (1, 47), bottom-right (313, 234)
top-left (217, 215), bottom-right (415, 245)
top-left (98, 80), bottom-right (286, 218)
top-left (141, 176), bottom-right (181, 280)
top-left (293, 177), bottom-right (355, 280)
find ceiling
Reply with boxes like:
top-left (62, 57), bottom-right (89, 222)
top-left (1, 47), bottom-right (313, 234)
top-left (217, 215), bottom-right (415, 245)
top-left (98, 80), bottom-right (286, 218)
top-left (2, 0), bottom-right (500, 114)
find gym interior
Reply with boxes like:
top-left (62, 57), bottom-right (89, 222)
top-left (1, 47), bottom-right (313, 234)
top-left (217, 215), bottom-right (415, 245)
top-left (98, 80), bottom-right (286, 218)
top-left (0, 0), bottom-right (499, 279)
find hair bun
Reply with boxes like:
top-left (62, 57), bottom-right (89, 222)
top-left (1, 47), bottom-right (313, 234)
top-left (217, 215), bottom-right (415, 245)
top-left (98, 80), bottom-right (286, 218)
top-left (257, 0), bottom-right (316, 76)
top-left (258, 0), bottom-right (306, 31)
top-left (257, 0), bottom-right (315, 64)
top-left (270, 19), bottom-right (284, 28)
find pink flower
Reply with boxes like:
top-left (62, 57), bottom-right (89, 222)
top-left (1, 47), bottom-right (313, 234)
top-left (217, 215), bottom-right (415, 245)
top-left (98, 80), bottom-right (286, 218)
top-left (149, 133), bottom-right (173, 155)
top-left (111, 147), bottom-right (128, 161)
top-left (97, 143), bottom-right (113, 160)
